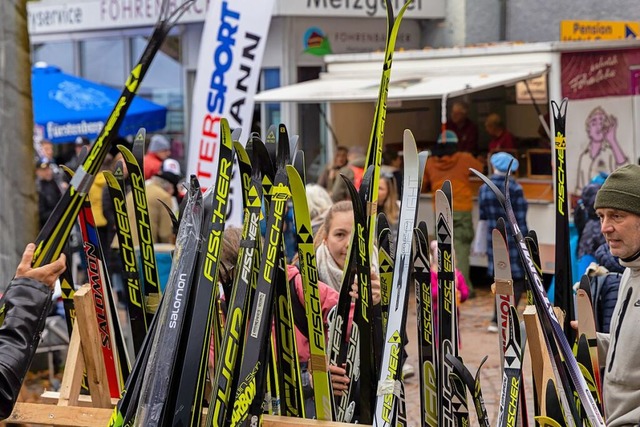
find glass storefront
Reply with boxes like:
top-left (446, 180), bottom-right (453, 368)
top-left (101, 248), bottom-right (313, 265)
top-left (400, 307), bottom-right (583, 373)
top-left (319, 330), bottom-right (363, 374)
top-left (32, 32), bottom-right (185, 162)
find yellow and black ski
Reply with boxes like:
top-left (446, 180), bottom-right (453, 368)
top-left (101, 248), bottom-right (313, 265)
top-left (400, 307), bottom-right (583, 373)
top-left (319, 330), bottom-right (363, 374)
top-left (287, 164), bottom-right (333, 421)
top-left (119, 134), bottom-right (161, 323)
top-left (104, 169), bottom-right (148, 354)
top-left (32, 0), bottom-right (192, 268)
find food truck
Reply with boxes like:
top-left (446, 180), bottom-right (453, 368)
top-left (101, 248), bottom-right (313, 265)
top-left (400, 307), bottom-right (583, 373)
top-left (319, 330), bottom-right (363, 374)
top-left (256, 39), bottom-right (640, 274)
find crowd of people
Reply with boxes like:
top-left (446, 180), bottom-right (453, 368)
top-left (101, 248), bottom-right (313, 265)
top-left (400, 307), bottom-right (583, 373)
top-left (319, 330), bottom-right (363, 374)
top-left (3, 104), bottom-right (640, 423)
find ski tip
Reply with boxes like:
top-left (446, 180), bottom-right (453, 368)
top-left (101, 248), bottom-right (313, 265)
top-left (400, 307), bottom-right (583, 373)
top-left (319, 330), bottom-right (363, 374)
top-left (551, 98), bottom-right (569, 120)
top-left (277, 124), bottom-right (290, 167)
top-left (231, 127), bottom-right (242, 143)
top-left (134, 127), bottom-right (146, 144)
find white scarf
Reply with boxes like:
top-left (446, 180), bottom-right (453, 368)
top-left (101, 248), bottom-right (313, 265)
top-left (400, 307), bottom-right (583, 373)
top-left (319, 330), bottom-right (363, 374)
top-left (315, 243), bottom-right (345, 292)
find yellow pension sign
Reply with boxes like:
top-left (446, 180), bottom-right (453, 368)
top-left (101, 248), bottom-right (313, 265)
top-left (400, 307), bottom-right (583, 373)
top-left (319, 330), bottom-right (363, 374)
top-left (561, 20), bottom-right (639, 41)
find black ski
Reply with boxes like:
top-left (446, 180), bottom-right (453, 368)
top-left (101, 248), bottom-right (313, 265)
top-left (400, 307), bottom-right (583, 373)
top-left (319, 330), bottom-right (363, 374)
top-left (497, 305), bottom-right (524, 427)
top-left (436, 180), bottom-right (456, 427)
top-left (413, 225), bottom-right (438, 427)
top-left (133, 177), bottom-right (203, 426)
top-left (169, 119), bottom-right (234, 426)
top-left (447, 355), bottom-right (491, 427)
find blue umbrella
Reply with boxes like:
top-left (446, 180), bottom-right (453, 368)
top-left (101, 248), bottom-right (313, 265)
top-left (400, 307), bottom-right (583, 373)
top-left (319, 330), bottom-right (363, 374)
top-left (32, 63), bottom-right (167, 144)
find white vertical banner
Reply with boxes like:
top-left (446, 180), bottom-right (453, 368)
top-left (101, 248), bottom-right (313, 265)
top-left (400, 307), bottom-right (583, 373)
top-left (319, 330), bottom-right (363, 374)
top-left (187, 0), bottom-right (275, 225)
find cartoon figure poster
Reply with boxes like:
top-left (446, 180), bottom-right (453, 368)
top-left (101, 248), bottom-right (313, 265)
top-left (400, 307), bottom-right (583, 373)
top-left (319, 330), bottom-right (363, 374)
top-left (566, 96), bottom-right (634, 199)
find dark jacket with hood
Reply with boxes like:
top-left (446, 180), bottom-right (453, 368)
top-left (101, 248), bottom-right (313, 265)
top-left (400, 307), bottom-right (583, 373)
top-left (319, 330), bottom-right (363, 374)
top-left (0, 277), bottom-right (53, 419)
top-left (591, 243), bottom-right (623, 333)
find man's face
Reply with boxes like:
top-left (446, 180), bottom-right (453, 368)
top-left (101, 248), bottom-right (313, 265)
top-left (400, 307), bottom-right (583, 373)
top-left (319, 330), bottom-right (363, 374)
top-left (596, 207), bottom-right (640, 259)
top-left (41, 142), bottom-right (54, 160)
top-left (451, 105), bottom-right (466, 125)
top-left (156, 149), bottom-right (171, 160)
top-left (334, 150), bottom-right (348, 168)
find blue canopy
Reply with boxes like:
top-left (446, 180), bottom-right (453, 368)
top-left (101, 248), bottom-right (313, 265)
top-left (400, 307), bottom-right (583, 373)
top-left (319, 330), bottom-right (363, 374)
top-left (32, 64), bottom-right (167, 144)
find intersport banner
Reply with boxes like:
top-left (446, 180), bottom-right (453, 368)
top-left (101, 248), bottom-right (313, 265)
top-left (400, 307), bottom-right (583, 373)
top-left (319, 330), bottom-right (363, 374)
top-left (187, 0), bottom-right (275, 225)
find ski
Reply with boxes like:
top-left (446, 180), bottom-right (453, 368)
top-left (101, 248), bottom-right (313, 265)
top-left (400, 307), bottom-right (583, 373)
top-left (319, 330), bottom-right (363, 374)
top-left (413, 225), bottom-right (438, 427)
top-left (170, 119), bottom-right (234, 426)
top-left (230, 133), bottom-right (291, 426)
top-left (287, 164), bottom-right (333, 421)
top-left (59, 266), bottom-right (77, 339)
top-left (373, 130), bottom-right (425, 427)
top-left (542, 378), bottom-right (568, 426)
top-left (104, 170), bottom-right (148, 354)
top-left (497, 305), bottom-right (524, 427)
top-left (436, 180), bottom-right (456, 427)
top-left (206, 139), bottom-right (264, 427)
top-left (378, 213), bottom-right (394, 337)
top-left (31, 0), bottom-right (191, 268)
top-left (494, 218), bottom-right (529, 427)
top-left (337, 165), bottom-right (375, 424)
top-left (119, 137), bottom-right (161, 324)
top-left (271, 124), bottom-right (305, 419)
top-left (575, 274), bottom-right (603, 415)
top-left (133, 177), bottom-right (203, 426)
top-left (364, 0), bottom-right (413, 251)
top-left (396, 382), bottom-right (408, 427)
top-left (551, 98), bottom-right (575, 343)
top-left (447, 355), bottom-right (491, 427)
top-left (77, 197), bottom-right (130, 397)
top-left (493, 221), bottom-right (515, 372)
top-left (469, 166), bottom-right (604, 426)
top-left (449, 371), bottom-right (470, 427)
top-left (108, 302), bottom-right (160, 427)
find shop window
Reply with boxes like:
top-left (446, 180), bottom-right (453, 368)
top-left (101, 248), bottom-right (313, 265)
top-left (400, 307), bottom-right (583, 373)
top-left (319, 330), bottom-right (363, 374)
top-left (80, 39), bottom-right (125, 89)
top-left (262, 68), bottom-right (281, 128)
top-left (297, 67), bottom-right (324, 183)
top-left (33, 41), bottom-right (74, 74)
top-left (132, 34), bottom-right (184, 160)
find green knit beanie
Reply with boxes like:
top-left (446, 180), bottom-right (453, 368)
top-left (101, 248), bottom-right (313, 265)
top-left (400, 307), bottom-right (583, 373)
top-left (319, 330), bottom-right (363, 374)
top-left (594, 164), bottom-right (640, 216)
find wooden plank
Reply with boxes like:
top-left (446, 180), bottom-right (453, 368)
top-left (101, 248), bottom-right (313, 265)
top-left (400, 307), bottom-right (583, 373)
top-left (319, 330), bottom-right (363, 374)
top-left (41, 391), bottom-right (118, 407)
top-left (523, 304), bottom-right (552, 407)
top-left (7, 402), bottom-right (112, 426)
top-left (7, 405), bottom-right (367, 427)
top-left (73, 285), bottom-right (112, 408)
top-left (58, 322), bottom-right (84, 407)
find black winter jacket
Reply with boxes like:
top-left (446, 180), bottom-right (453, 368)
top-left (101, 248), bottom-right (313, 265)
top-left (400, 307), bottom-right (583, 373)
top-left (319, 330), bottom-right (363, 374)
top-left (0, 277), bottom-right (53, 419)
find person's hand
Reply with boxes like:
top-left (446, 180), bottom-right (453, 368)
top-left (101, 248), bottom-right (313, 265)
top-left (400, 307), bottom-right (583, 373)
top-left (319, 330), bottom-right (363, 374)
top-left (329, 364), bottom-right (350, 396)
top-left (605, 115), bottom-right (618, 141)
top-left (570, 320), bottom-right (579, 331)
top-left (14, 243), bottom-right (66, 289)
top-left (371, 268), bottom-right (381, 305)
top-left (349, 268), bottom-right (381, 305)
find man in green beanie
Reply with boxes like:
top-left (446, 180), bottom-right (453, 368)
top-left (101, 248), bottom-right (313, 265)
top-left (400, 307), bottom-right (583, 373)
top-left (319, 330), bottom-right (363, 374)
top-left (593, 164), bottom-right (640, 426)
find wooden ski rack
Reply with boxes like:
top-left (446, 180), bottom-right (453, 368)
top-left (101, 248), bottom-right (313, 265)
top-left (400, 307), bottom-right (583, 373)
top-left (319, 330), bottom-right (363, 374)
top-left (6, 284), bottom-right (367, 426)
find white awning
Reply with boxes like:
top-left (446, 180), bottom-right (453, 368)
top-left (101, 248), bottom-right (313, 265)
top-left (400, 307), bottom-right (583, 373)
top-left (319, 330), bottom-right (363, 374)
top-left (254, 63), bottom-right (549, 103)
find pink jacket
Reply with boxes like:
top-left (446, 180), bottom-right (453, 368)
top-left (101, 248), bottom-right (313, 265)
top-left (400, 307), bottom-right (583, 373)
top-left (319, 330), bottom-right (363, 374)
top-left (429, 268), bottom-right (470, 314)
top-left (287, 264), bottom-right (354, 363)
